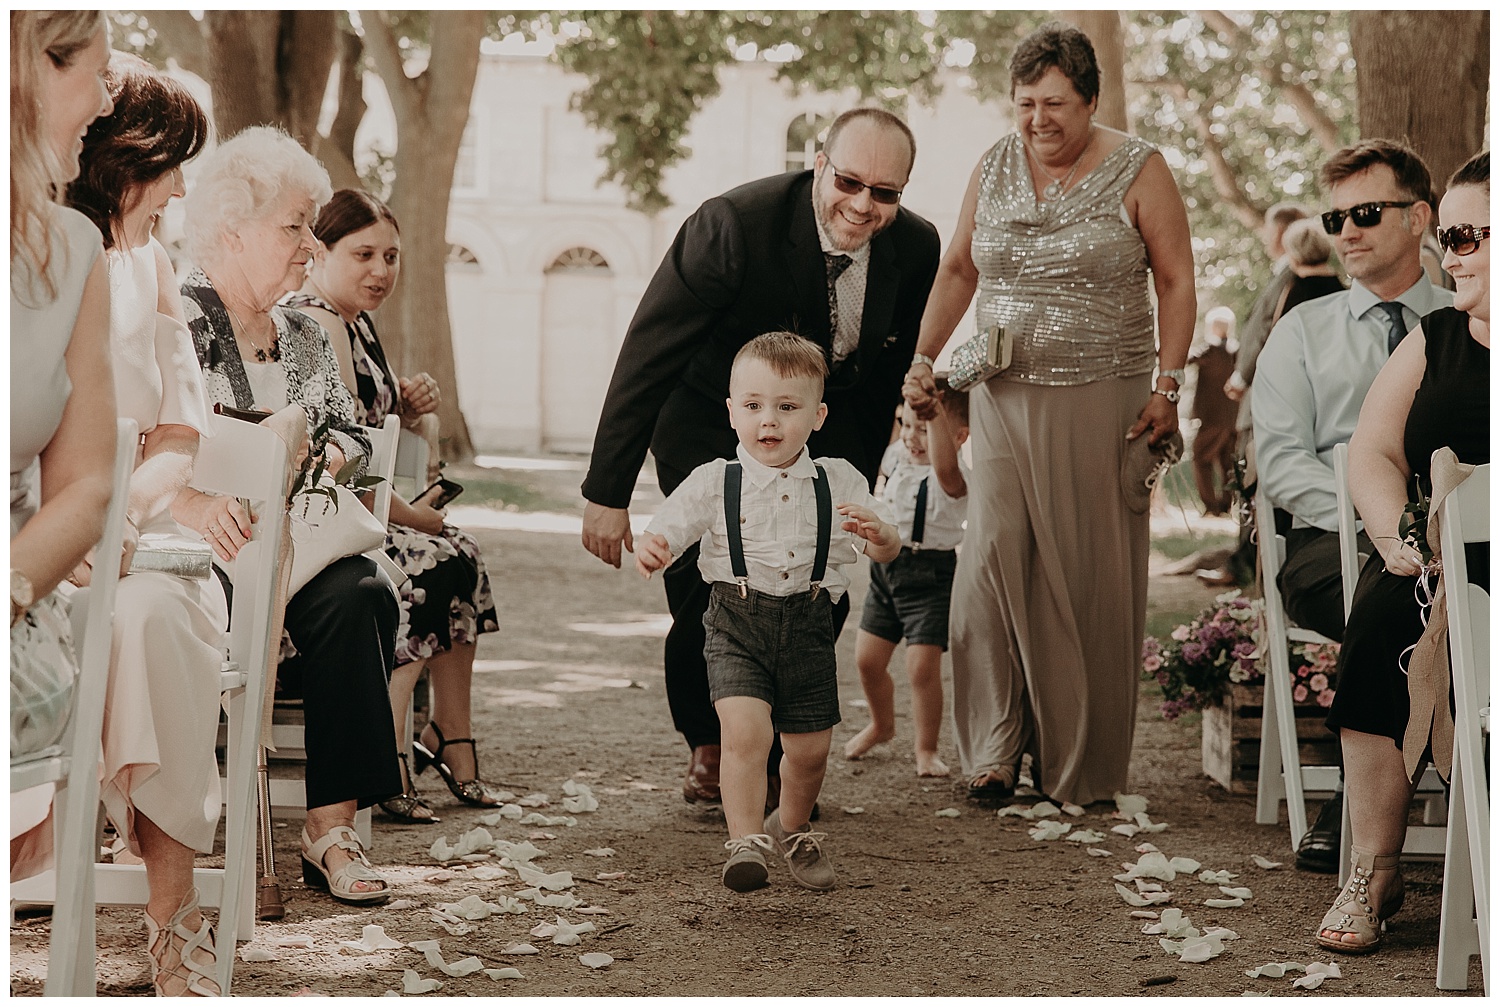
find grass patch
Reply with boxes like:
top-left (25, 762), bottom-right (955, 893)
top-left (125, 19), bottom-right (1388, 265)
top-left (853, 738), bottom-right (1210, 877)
top-left (439, 469), bottom-right (576, 512)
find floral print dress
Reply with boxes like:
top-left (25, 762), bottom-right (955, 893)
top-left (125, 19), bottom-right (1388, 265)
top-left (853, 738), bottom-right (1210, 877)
top-left (285, 293), bottom-right (498, 665)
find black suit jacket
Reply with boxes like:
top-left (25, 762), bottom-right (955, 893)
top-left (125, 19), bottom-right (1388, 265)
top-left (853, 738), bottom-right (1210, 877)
top-left (582, 171), bottom-right (941, 505)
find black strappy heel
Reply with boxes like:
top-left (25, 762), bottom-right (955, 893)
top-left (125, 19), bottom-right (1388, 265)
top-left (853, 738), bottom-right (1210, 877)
top-left (412, 722), bottom-right (506, 807)
top-left (378, 752), bottom-right (441, 824)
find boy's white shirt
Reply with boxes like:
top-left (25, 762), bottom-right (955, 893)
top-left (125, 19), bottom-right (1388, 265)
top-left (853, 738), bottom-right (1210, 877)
top-left (645, 443), bottom-right (893, 603)
top-left (877, 441), bottom-right (968, 551)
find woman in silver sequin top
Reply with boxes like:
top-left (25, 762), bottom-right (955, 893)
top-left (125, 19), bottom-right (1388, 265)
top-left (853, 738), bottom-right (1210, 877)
top-left (902, 23), bottom-right (1195, 807)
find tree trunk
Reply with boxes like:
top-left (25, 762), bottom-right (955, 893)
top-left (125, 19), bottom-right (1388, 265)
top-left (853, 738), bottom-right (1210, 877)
top-left (200, 11), bottom-right (335, 148)
top-left (1351, 11), bottom-right (1488, 203)
top-left (314, 27), bottom-right (367, 192)
top-left (363, 11), bottom-right (485, 462)
top-left (1062, 11), bottom-right (1130, 131)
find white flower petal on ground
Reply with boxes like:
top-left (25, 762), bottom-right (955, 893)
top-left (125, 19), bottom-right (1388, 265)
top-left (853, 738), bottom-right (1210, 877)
top-left (562, 780), bottom-right (593, 798)
top-left (470, 866), bottom-right (511, 882)
top-left (1029, 801), bottom-right (1061, 818)
top-left (501, 943), bottom-right (541, 955)
top-left (401, 971), bottom-right (441, 995)
top-left (582, 848), bottom-right (616, 857)
top-left (1243, 962), bottom-right (1298, 979)
top-left (1086, 847), bottom-right (1113, 858)
top-left (842, 806), bottom-right (865, 815)
top-left (1219, 886), bottom-right (1253, 899)
top-left (1176, 940), bottom-right (1220, 963)
top-left (436, 894), bottom-right (505, 920)
top-left (493, 803), bottom-right (525, 820)
top-left (579, 952), bottom-right (614, 969)
top-left (532, 892), bottom-right (585, 910)
top-left (1305, 962), bottom-right (1342, 979)
top-left (1240, 992), bottom-right (1272, 997)
top-left (1135, 842), bottom-right (1161, 854)
top-left (1134, 879), bottom-right (1164, 893)
top-left (935, 807), bottom-right (962, 818)
top-left (530, 915), bottom-right (596, 946)
top-left (270, 935), bottom-right (314, 947)
top-left (1028, 820), bottom-right (1070, 841)
top-left (575, 906), bottom-right (611, 915)
top-left (1113, 793), bottom-right (1149, 818)
top-left (459, 852), bottom-right (491, 862)
top-left (1291, 973), bottom-right (1327, 990)
top-left (1167, 857), bottom-right (1201, 874)
top-left (1128, 910), bottom-right (1160, 919)
top-left (1110, 824), bottom-right (1140, 837)
top-left (440, 956), bottom-right (485, 978)
top-left (1061, 802), bottom-right (1085, 817)
top-left (484, 968), bottom-right (524, 980)
top-left (562, 794), bottom-right (600, 813)
top-left (996, 804), bottom-right (1034, 818)
top-left (1114, 883), bottom-right (1172, 907)
top-left (454, 827), bottom-right (494, 855)
top-left (438, 920), bottom-right (475, 936)
top-left (493, 840), bottom-right (547, 866)
top-left (1139, 908), bottom-right (1196, 938)
top-left (516, 793), bottom-right (551, 808)
top-left (1204, 897), bottom-right (1245, 908)
top-left (429, 836), bottom-right (456, 862)
top-left (1065, 829), bottom-right (1106, 843)
top-left (519, 813), bottom-right (578, 827)
top-left (1197, 869), bottom-right (1238, 885)
top-left (516, 864), bottom-right (575, 890)
top-left (338, 925), bottom-right (406, 955)
top-left (1119, 851), bottom-right (1177, 882)
top-left (531, 831), bottom-right (558, 841)
top-left (382, 899), bottom-right (420, 911)
top-left (477, 812), bottom-right (506, 827)
top-left (1250, 854), bottom-right (1283, 869)
top-left (239, 947), bottom-right (279, 962)
top-left (1132, 812), bottom-right (1168, 833)
top-left (597, 871), bottom-right (627, 881)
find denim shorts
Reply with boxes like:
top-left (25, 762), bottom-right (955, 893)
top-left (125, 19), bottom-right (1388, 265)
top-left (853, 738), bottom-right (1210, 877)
top-left (702, 582), bottom-right (840, 735)
top-left (858, 547), bottom-right (957, 649)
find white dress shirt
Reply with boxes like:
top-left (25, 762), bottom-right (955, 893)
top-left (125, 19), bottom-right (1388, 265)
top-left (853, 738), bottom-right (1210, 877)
top-left (813, 194), bottom-right (870, 362)
top-left (646, 444), bottom-right (892, 603)
top-left (1252, 274), bottom-right (1452, 531)
top-left (877, 442), bottom-right (968, 551)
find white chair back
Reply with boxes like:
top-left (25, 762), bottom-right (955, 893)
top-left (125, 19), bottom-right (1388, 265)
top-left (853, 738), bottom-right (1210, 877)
top-left (393, 426), bottom-right (430, 501)
top-left (1331, 443), bottom-right (1361, 620)
top-left (360, 415), bottom-right (401, 528)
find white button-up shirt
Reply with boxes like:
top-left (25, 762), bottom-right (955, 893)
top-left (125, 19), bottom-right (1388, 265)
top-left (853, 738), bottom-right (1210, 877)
top-left (877, 441), bottom-right (967, 551)
top-left (646, 444), bottom-right (891, 603)
top-left (1252, 275), bottom-right (1452, 531)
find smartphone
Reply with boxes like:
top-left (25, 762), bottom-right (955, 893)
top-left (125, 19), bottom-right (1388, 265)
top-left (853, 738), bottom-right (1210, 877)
top-left (411, 477), bottom-right (464, 509)
top-left (213, 402), bottom-right (273, 423)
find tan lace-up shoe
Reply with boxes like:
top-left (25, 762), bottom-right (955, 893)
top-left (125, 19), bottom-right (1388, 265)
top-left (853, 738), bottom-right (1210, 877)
top-left (721, 834), bottom-right (773, 892)
top-left (764, 811), bottom-right (836, 891)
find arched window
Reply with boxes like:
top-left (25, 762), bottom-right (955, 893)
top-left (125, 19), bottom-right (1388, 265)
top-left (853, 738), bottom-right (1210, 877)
top-left (545, 247), bottom-right (611, 275)
top-left (786, 112), bottom-right (832, 172)
top-left (446, 243), bottom-right (481, 270)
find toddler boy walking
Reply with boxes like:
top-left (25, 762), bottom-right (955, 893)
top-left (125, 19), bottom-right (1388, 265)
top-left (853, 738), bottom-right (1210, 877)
top-left (636, 332), bottom-right (900, 892)
top-left (844, 381), bottom-right (969, 776)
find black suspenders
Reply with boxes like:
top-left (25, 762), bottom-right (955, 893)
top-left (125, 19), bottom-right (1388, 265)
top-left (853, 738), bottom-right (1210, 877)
top-left (910, 476), bottom-right (929, 551)
top-left (723, 461), bottom-right (831, 598)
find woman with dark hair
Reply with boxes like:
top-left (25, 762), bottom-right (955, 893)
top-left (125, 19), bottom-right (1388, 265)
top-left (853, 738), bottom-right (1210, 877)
top-left (1316, 150), bottom-right (1489, 954)
top-left (58, 55), bottom-right (224, 995)
top-left (288, 190), bottom-right (502, 822)
top-left (903, 22), bottom-right (1196, 806)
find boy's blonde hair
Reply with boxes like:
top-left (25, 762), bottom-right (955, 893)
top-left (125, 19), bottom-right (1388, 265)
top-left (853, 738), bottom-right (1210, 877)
top-left (932, 373), bottom-right (970, 428)
top-left (732, 332), bottom-right (828, 394)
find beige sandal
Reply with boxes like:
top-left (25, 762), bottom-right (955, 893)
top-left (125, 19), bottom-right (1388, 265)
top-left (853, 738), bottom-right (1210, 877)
top-left (143, 888), bottom-right (221, 996)
top-left (300, 825), bottom-right (390, 905)
top-left (1316, 846), bottom-right (1404, 953)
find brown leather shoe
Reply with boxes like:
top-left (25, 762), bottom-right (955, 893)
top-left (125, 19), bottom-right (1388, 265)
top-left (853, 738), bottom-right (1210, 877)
top-left (682, 745), bottom-right (722, 804)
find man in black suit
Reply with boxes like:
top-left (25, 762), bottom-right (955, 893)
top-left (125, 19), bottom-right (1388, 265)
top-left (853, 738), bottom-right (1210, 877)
top-left (580, 108), bottom-right (941, 804)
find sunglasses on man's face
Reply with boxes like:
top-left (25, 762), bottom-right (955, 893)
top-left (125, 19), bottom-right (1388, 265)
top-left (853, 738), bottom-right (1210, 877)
top-left (1437, 223), bottom-right (1491, 256)
top-left (825, 159), bottom-right (904, 205)
top-left (1320, 200), bottom-right (1416, 234)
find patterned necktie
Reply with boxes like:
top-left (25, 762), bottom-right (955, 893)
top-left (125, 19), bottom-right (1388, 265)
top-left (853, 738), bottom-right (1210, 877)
top-left (1376, 301), bottom-right (1409, 355)
top-left (824, 252), bottom-right (854, 359)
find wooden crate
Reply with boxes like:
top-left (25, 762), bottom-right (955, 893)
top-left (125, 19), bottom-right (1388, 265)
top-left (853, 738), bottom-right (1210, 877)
top-left (1201, 683), bottom-right (1339, 794)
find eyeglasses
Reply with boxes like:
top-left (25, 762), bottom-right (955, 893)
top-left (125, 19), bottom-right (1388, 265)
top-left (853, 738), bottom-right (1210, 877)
top-left (824, 159), bottom-right (903, 205)
top-left (1320, 200), bottom-right (1416, 234)
top-left (1437, 223), bottom-right (1491, 256)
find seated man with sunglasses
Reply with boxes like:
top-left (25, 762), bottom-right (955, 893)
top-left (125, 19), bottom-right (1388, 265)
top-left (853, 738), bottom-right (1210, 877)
top-left (581, 108), bottom-right (940, 807)
top-left (1250, 138), bottom-right (1453, 873)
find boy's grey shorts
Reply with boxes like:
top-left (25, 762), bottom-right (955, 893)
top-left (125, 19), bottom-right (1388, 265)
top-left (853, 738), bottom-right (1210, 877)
top-left (702, 582), bottom-right (841, 735)
top-left (858, 547), bottom-right (957, 649)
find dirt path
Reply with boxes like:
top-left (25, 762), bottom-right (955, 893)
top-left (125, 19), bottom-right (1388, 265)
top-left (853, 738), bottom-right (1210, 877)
top-left (9, 460), bottom-right (1482, 996)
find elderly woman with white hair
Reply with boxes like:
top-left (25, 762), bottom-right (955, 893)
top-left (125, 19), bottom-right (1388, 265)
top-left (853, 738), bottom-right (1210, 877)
top-left (168, 126), bottom-right (400, 905)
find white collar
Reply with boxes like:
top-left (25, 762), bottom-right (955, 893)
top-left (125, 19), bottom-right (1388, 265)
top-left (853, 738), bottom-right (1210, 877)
top-left (735, 443), bottom-right (818, 485)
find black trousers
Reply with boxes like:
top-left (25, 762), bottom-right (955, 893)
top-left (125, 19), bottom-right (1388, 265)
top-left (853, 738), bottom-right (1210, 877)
top-left (663, 542), bottom-right (851, 750)
top-left (1277, 526), bottom-right (1372, 645)
top-left (277, 555), bottom-right (402, 810)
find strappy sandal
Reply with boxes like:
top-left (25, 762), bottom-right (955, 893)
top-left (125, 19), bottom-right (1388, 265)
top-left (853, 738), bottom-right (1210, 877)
top-left (1316, 846), bottom-right (1405, 953)
top-left (143, 888), bottom-right (221, 997)
top-left (378, 752), bottom-right (440, 824)
top-left (301, 825), bottom-right (391, 905)
top-left (966, 766), bottom-right (1017, 804)
top-left (412, 722), bottom-right (507, 807)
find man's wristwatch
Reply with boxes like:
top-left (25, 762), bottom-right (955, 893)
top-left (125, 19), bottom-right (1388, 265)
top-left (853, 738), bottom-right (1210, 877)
top-left (911, 352), bottom-right (935, 369)
top-left (11, 568), bottom-right (34, 625)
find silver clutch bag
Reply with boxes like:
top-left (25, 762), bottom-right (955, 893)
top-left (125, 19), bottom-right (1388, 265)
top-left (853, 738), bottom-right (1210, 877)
top-left (128, 533), bottom-right (214, 580)
top-left (947, 324), bottom-right (1012, 392)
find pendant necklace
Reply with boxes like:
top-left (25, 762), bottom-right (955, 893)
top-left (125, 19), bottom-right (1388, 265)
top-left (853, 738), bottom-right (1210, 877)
top-left (227, 303), bottom-right (280, 363)
top-left (1028, 126), bottom-right (1095, 201)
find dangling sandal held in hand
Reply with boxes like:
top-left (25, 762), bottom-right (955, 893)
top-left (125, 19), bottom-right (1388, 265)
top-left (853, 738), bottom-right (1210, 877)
top-left (1316, 846), bottom-right (1404, 953)
top-left (412, 722), bottom-right (508, 807)
top-left (301, 825), bottom-right (390, 905)
top-left (144, 888), bottom-right (221, 997)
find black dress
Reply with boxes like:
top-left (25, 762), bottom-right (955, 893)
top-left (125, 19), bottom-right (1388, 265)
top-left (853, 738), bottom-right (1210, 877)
top-left (1326, 307), bottom-right (1489, 743)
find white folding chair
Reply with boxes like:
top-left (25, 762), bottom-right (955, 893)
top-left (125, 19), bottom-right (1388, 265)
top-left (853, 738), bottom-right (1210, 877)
top-left (393, 425), bottom-right (430, 502)
top-left (12, 416), bottom-right (288, 995)
top-left (265, 414), bottom-right (399, 846)
top-left (1436, 462), bottom-right (1488, 992)
top-left (9, 419), bottom-right (136, 995)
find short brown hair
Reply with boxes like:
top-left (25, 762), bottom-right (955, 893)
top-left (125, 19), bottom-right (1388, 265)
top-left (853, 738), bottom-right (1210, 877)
top-left (932, 374), bottom-right (970, 428)
top-left (823, 107), bottom-right (917, 179)
top-left (732, 332), bottom-right (828, 394)
top-left (1320, 139), bottom-right (1434, 208)
top-left (1264, 202), bottom-right (1308, 232)
top-left (1282, 217), bottom-right (1333, 267)
top-left (313, 188), bottom-right (400, 248)
top-left (1010, 22), bottom-right (1100, 105)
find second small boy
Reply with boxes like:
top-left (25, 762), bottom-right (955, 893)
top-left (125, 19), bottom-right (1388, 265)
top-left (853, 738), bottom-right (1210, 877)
top-left (636, 332), bottom-right (900, 893)
top-left (844, 380), bottom-right (969, 776)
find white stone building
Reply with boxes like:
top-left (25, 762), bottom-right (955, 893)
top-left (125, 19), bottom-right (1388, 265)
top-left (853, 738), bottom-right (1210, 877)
top-left (441, 53), bottom-right (1011, 453)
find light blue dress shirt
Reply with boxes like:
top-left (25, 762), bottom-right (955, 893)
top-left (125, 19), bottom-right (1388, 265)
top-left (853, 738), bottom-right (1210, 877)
top-left (1251, 275), bottom-right (1453, 531)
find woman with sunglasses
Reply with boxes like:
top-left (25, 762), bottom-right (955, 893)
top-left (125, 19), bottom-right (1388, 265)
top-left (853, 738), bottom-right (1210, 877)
top-left (901, 22), bottom-right (1194, 806)
top-left (1316, 150), bottom-right (1489, 955)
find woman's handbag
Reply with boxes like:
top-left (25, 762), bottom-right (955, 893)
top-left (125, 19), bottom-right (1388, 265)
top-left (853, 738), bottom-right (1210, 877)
top-left (282, 476), bottom-right (387, 596)
top-left (1120, 428), bottom-right (1185, 514)
top-left (947, 323), bottom-right (1013, 392)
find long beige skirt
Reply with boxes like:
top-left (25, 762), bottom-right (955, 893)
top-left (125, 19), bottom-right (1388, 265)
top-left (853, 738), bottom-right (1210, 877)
top-left (950, 374), bottom-right (1150, 806)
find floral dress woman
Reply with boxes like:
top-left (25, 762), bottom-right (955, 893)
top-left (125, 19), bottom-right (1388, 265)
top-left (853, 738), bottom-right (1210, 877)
top-left (284, 293), bottom-right (498, 665)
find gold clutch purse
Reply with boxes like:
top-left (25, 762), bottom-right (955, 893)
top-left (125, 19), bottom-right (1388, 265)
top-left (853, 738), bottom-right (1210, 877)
top-left (947, 324), bottom-right (1012, 392)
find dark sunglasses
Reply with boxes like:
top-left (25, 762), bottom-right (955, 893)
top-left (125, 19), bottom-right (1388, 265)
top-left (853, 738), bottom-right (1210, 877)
top-left (1320, 200), bottom-right (1416, 234)
top-left (825, 159), bottom-right (903, 205)
top-left (1437, 223), bottom-right (1491, 256)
